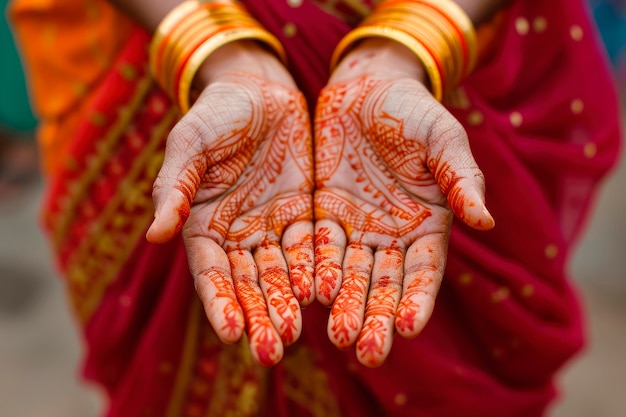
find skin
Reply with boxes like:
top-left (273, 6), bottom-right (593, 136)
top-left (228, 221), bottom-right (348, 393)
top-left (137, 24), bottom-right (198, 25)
top-left (314, 39), bottom-right (494, 367)
top-left (105, 0), bottom-right (507, 367)
top-left (146, 44), bottom-right (315, 366)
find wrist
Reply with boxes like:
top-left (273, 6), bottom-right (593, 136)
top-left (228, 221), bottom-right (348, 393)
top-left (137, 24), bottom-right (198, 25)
top-left (194, 40), bottom-right (293, 89)
top-left (331, 38), bottom-right (428, 85)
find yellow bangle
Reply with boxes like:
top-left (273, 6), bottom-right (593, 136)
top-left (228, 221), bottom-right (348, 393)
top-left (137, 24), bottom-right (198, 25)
top-left (149, 0), bottom-right (286, 113)
top-left (410, 0), bottom-right (477, 74)
top-left (331, 25), bottom-right (443, 101)
top-left (177, 27), bottom-right (286, 112)
top-left (149, 1), bottom-right (198, 83)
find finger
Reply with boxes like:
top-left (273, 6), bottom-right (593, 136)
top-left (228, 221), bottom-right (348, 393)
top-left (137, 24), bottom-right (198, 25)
top-left (185, 236), bottom-right (245, 344)
top-left (424, 115), bottom-right (495, 231)
top-left (395, 233), bottom-right (447, 339)
top-left (146, 121), bottom-right (206, 244)
top-left (327, 242), bottom-right (373, 350)
top-left (282, 221), bottom-right (315, 306)
top-left (356, 245), bottom-right (403, 367)
top-left (254, 242), bottom-right (302, 347)
top-left (314, 219), bottom-right (347, 306)
top-left (229, 249), bottom-right (284, 367)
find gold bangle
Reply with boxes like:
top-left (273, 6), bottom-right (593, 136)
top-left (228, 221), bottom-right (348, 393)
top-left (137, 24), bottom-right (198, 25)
top-left (373, 5), bottom-right (465, 86)
top-left (177, 27), bottom-right (286, 112)
top-left (331, 25), bottom-right (443, 101)
top-left (149, 1), bottom-right (199, 83)
top-left (366, 11), bottom-right (455, 89)
top-left (403, 0), bottom-right (477, 74)
top-left (149, 0), bottom-right (286, 112)
top-left (163, 18), bottom-right (258, 98)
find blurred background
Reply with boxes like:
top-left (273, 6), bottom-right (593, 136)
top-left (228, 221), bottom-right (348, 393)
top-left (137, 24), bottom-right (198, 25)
top-left (1, 0), bottom-right (625, 416)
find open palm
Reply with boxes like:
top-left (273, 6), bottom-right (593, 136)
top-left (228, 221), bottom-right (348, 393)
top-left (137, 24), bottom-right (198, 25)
top-left (314, 74), bottom-right (494, 367)
top-left (147, 72), bottom-right (314, 367)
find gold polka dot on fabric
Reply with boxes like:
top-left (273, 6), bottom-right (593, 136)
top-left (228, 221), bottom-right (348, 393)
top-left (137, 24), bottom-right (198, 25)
top-left (72, 82), bottom-right (88, 97)
top-left (90, 112), bottom-right (107, 126)
top-left (86, 2), bottom-right (100, 20)
top-left (584, 142), bottom-right (597, 158)
top-left (159, 362), bottom-right (173, 374)
top-left (533, 17), bottom-right (548, 33)
top-left (492, 348), bottom-right (503, 359)
top-left (521, 284), bottom-right (535, 297)
top-left (545, 244), bottom-right (559, 259)
top-left (458, 273), bottom-right (473, 285)
top-left (119, 64), bottom-right (137, 80)
top-left (394, 393), bottom-right (408, 406)
top-left (515, 17), bottom-right (530, 35)
top-left (571, 99), bottom-right (584, 114)
top-left (491, 287), bottom-right (510, 303)
top-left (510, 111), bottom-right (523, 127)
top-left (42, 24), bottom-right (56, 47)
top-left (119, 295), bottom-right (132, 307)
top-left (347, 362), bottom-right (359, 372)
top-left (283, 22), bottom-right (297, 37)
top-left (468, 110), bottom-right (484, 126)
top-left (570, 25), bottom-right (584, 41)
top-left (287, 0), bottom-right (303, 7)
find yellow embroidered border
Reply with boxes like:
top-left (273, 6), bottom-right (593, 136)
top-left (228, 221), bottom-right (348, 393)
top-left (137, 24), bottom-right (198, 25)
top-left (68, 105), bottom-right (177, 321)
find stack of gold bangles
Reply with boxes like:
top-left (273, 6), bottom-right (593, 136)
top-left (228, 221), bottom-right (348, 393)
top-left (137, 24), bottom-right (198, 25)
top-left (331, 0), bottom-right (477, 101)
top-left (149, 0), bottom-right (286, 113)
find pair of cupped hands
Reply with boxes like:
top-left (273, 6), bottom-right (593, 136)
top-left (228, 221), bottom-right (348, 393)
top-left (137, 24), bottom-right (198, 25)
top-left (146, 38), bottom-right (494, 368)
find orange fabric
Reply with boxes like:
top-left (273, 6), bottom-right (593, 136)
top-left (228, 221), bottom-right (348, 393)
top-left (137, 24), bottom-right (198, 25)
top-left (9, 0), bottom-right (134, 174)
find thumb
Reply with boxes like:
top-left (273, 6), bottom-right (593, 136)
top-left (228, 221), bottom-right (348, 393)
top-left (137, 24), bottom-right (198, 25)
top-left (425, 116), bottom-right (495, 231)
top-left (146, 127), bottom-right (206, 244)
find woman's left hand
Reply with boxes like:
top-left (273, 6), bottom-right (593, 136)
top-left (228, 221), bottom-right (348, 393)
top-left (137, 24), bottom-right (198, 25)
top-left (314, 39), bottom-right (495, 367)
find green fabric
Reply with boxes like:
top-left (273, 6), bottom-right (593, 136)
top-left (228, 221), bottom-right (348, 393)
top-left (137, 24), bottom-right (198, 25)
top-left (1, 2), bottom-right (37, 133)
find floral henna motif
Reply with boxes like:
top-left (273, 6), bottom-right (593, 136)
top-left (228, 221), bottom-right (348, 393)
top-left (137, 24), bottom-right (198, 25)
top-left (395, 272), bottom-right (435, 336)
top-left (256, 241), bottom-right (301, 345)
top-left (357, 246), bottom-right (403, 366)
top-left (201, 267), bottom-right (245, 339)
top-left (284, 235), bottom-right (314, 304)
top-left (164, 73), bottom-right (314, 365)
top-left (314, 226), bottom-right (342, 303)
top-left (235, 274), bottom-right (282, 367)
top-left (356, 282), bottom-right (397, 364)
top-left (328, 243), bottom-right (372, 348)
top-left (315, 75), bottom-right (461, 364)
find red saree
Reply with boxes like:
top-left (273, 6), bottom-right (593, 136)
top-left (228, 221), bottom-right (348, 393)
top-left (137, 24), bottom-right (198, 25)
top-left (10, 0), bottom-right (621, 416)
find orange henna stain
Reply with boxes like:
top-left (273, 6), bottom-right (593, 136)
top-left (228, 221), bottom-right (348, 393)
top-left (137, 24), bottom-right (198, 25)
top-left (314, 227), bottom-right (332, 245)
top-left (357, 286), bottom-right (397, 365)
top-left (330, 270), bottom-right (369, 346)
top-left (356, 318), bottom-right (386, 365)
top-left (395, 300), bottom-right (419, 333)
top-left (261, 265), bottom-right (299, 344)
top-left (428, 158), bottom-right (466, 215)
top-left (395, 274), bottom-right (434, 334)
top-left (315, 258), bottom-right (341, 300)
top-left (236, 277), bottom-right (281, 366)
top-left (174, 203), bottom-right (190, 234)
top-left (290, 264), bottom-right (312, 303)
top-left (255, 327), bottom-right (281, 367)
top-left (286, 237), bottom-right (313, 303)
top-left (205, 268), bottom-right (243, 338)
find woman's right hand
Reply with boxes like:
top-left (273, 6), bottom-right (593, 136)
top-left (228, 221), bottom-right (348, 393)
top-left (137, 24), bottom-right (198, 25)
top-left (146, 42), bottom-right (315, 367)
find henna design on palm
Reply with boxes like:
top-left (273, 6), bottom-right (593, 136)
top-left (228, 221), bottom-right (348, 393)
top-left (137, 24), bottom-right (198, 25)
top-left (148, 73), bottom-right (314, 367)
top-left (314, 75), bottom-right (493, 367)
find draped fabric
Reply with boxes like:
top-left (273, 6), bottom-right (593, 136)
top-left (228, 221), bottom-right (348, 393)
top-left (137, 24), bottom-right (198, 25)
top-left (9, 0), bottom-right (621, 416)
